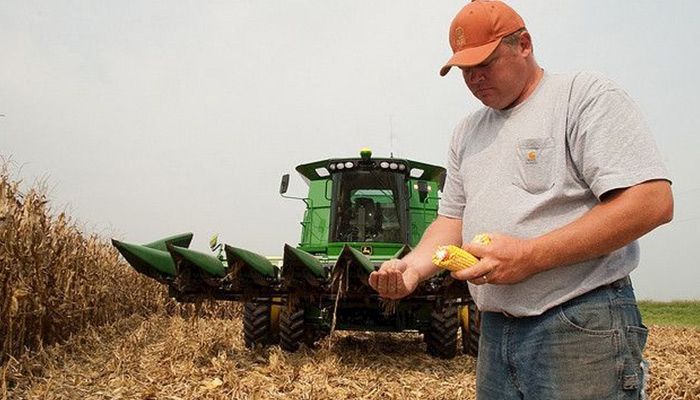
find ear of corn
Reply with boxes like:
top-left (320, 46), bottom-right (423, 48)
top-left (432, 245), bottom-right (479, 271)
top-left (471, 233), bottom-right (491, 246)
top-left (432, 234), bottom-right (491, 272)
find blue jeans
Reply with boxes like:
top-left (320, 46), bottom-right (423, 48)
top-left (476, 277), bottom-right (648, 400)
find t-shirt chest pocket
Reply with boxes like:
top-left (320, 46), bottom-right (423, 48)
top-left (512, 137), bottom-right (555, 194)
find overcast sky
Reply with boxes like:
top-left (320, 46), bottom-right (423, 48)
top-left (2, 1), bottom-right (698, 300)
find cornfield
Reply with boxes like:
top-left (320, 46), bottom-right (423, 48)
top-left (0, 162), bottom-right (236, 366)
top-left (1, 163), bottom-right (698, 399)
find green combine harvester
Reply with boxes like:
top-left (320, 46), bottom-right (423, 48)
top-left (112, 149), bottom-right (480, 358)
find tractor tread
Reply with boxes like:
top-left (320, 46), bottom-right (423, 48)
top-left (425, 304), bottom-right (459, 359)
top-left (279, 308), bottom-right (305, 352)
top-left (243, 302), bottom-right (274, 348)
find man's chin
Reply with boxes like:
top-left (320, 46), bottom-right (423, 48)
top-left (477, 97), bottom-right (500, 109)
top-left (477, 96), bottom-right (513, 110)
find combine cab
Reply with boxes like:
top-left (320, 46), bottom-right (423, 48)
top-left (112, 149), bottom-right (480, 358)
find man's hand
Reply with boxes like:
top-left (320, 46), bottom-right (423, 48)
top-left (451, 233), bottom-right (536, 286)
top-left (368, 259), bottom-right (421, 299)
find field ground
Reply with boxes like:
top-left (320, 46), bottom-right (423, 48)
top-left (3, 314), bottom-right (699, 400)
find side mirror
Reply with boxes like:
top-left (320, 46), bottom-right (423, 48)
top-left (438, 171), bottom-right (446, 191)
top-left (279, 174), bottom-right (311, 208)
top-left (416, 181), bottom-right (430, 203)
top-left (279, 174), bottom-right (290, 195)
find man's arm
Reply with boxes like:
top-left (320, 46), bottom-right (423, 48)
top-left (454, 179), bottom-right (674, 284)
top-left (368, 215), bottom-right (463, 299)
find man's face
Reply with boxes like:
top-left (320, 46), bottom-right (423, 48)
top-left (460, 40), bottom-right (529, 110)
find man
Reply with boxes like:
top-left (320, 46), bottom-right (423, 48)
top-left (368, 1), bottom-right (673, 399)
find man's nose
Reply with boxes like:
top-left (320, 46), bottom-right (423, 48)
top-left (464, 67), bottom-right (486, 84)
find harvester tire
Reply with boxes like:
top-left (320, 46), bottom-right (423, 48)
top-left (279, 307), bottom-right (305, 352)
top-left (461, 302), bottom-right (481, 357)
top-left (425, 303), bottom-right (459, 359)
top-left (243, 302), bottom-right (277, 348)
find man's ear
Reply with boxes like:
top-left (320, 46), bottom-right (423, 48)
top-left (519, 31), bottom-right (533, 57)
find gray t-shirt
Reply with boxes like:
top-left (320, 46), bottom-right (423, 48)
top-left (438, 71), bottom-right (670, 317)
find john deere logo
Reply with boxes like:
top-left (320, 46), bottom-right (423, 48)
top-left (454, 27), bottom-right (466, 48)
top-left (361, 246), bottom-right (373, 255)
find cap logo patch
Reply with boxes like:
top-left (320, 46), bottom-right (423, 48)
top-left (527, 150), bottom-right (537, 162)
top-left (454, 27), bottom-right (466, 48)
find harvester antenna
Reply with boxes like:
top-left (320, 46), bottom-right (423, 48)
top-left (389, 114), bottom-right (394, 158)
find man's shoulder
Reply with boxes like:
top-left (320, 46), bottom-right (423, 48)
top-left (566, 71), bottom-right (625, 96)
top-left (542, 71), bottom-right (618, 91)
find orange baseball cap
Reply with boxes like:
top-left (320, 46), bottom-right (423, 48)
top-left (439, 0), bottom-right (525, 76)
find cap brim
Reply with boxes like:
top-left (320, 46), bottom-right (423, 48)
top-left (439, 39), bottom-right (502, 77)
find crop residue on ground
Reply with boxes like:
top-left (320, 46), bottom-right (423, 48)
top-left (3, 317), bottom-right (698, 400)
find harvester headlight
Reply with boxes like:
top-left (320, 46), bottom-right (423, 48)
top-left (336, 162), bottom-right (345, 170)
top-left (344, 161), bottom-right (354, 169)
top-left (380, 161), bottom-right (389, 169)
top-left (398, 164), bottom-right (406, 171)
top-left (315, 167), bottom-right (330, 177)
top-left (389, 162), bottom-right (398, 170)
top-left (329, 163), bottom-right (336, 170)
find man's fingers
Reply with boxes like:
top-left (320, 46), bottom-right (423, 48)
top-left (451, 259), bottom-right (486, 279)
top-left (369, 260), bottom-right (415, 299)
top-left (371, 269), bottom-right (408, 299)
top-left (369, 271), bottom-right (385, 291)
top-left (383, 272), bottom-right (407, 299)
top-left (374, 270), bottom-right (387, 293)
top-left (450, 259), bottom-right (493, 284)
top-left (452, 270), bottom-right (490, 285)
top-left (368, 271), bottom-right (378, 289)
top-left (387, 270), bottom-right (398, 295)
top-left (394, 272), bottom-right (408, 295)
top-left (462, 242), bottom-right (487, 258)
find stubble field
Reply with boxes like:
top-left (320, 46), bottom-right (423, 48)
top-left (3, 314), bottom-right (699, 400)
